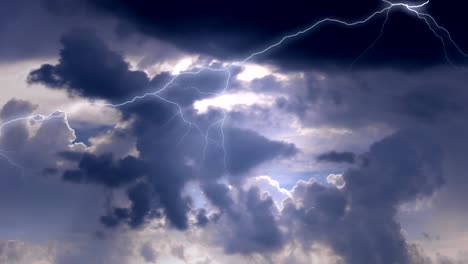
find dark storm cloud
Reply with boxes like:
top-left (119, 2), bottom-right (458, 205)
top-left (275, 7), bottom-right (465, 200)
top-left (99, 183), bottom-right (153, 228)
top-left (29, 44), bottom-right (297, 232)
top-left (200, 126), bottom-right (298, 187)
top-left (194, 208), bottom-right (209, 227)
top-left (58, 103), bottom-right (195, 230)
top-left (102, 98), bottom-right (297, 233)
top-left (25, 31), bottom-right (299, 231)
top-left (62, 153), bottom-right (147, 188)
top-left (317, 151), bottom-right (356, 164)
top-left (202, 183), bottom-right (234, 210)
top-left (4, 0), bottom-right (467, 68)
top-left (111, 94), bottom-right (297, 229)
top-left (345, 130), bottom-right (444, 207)
top-left (210, 186), bottom-right (285, 255)
top-left (393, 90), bottom-right (461, 122)
top-left (282, 129), bottom-right (445, 264)
top-left (125, 182), bottom-right (153, 227)
top-left (125, 105), bottom-right (296, 230)
top-left (0, 0), bottom-right (125, 62)
top-left (27, 29), bottom-right (239, 106)
top-left (27, 29), bottom-right (150, 101)
top-left (77, 0), bottom-right (468, 68)
top-left (124, 102), bottom-right (200, 230)
top-left (0, 0), bottom-right (183, 64)
top-left (225, 128), bottom-right (297, 176)
top-left (276, 68), bottom-right (468, 130)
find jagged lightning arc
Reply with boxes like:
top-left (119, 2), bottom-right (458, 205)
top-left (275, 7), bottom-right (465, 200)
top-left (1, 0), bottom-right (467, 172)
top-left (0, 112), bottom-right (66, 175)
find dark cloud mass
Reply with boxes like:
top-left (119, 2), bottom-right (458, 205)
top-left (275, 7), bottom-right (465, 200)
top-left (283, 130), bottom-right (445, 264)
top-left (24, 28), bottom-right (298, 231)
top-left (275, 68), bottom-right (468, 130)
top-left (27, 29), bottom-right (150, 101)
top-left (62, 153), bottom-right (147, 187)
top-left (317, 151), bottom-right (356, 164)
top-left (210, 187), bottom-right (285, 255)
top-left (80, 0), bottom-right (468, 68)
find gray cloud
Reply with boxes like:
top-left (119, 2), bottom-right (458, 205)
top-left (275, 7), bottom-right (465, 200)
top-left (140, 243), bottom-right (157, 263)
top-left (0, 99), bottom-right (38, 120)
top-left (23, 29), bottom-right (298, 232)
top-left (276, 68), bottom-right (468, 130)
top-left (317, 151), bottom-right (356, 164)
top-left (210, 186), bottom-right (285, 255)
top-left (27, 29), bottom-right (151, 102)
top-left (282, 129), bottom-right (445, 264)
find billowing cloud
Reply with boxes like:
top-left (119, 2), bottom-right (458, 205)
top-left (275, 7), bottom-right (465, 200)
top-left (282, 130), bottom-right (445, 264)
top-left (62, 153), bottom-right (146, 188)
top-left (27, 29), bottom-right (150, 101)
top-left (0, 99), bottom-right (38, 119)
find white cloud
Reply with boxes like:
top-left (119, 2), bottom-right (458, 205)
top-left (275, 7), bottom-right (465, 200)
top-left (194, 92), bottom-right (274, 114)
top-left (326, 174), bottom-right (346, 189)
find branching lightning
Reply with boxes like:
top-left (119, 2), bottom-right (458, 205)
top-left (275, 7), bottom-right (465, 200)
top-left (1, 0), bottom-right (467, 172)
top-left (0, 111), bottom-right (66, 174)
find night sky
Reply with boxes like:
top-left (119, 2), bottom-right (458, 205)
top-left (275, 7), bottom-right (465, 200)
top-left (1, 0), bottom-right (468, 263)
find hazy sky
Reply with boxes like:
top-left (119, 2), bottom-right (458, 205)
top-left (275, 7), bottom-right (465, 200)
top-left (1, 0), bottom-right (468, 263)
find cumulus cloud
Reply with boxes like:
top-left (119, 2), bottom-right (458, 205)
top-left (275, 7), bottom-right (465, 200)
top-left (281, 129), bottom-right (445, 264)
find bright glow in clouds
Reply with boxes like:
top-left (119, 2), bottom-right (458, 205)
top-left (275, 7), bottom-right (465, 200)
top-left (171, 57), bottom-right (194, 75)
top-left (237, 63), bottom-right (289, 82)
top-left (237, 64), bottom-right (272, 81)
top-left (63, 101), bottom-right (121, 125)
top-left (129, 55), bottom-right (198, 77)
top-left (326, 174), bottom-right (346, 189)
top-left (193, 92), bottom-right (274, 114)
top-left (249, 175), bottom-right (292, 208)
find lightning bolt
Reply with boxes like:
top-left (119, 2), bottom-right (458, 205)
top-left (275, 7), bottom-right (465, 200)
top-left (2, 0), bottom-right (467, 173)
top-left (350, 6), bottom-right (391, 69)
top-left (0, 151), bottom-right (25, 178)
top-left (0, 111), bottom-right (66, 176)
